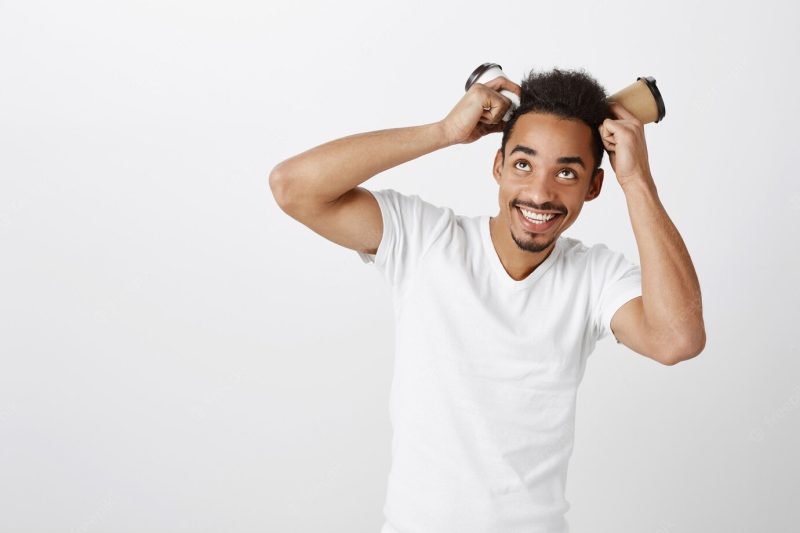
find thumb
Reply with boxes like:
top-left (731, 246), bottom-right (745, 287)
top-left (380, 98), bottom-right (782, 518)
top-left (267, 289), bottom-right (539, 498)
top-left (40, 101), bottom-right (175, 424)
top-left (599, 120), bottom-right (617, 144)
top-left (482, 75), bottom-right (522, 98)
top-left (600, 117), bottom-right (619, 133)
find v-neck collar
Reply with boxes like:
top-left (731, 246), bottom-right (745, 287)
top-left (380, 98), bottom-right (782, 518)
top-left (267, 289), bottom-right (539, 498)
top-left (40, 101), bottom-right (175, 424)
top-left (480, 215), bottom-right (562, 290)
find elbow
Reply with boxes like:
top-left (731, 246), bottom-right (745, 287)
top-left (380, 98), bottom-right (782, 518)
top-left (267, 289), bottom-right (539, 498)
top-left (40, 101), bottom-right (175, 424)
top-left (269, 163), bottom-right (294, 209)
top-left (659, 330), bottom-right (706, 366)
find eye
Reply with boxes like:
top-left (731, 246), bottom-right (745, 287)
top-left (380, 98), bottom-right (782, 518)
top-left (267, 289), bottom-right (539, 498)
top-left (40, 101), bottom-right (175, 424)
top-left (558, 168), bottom-right (578, 180)
top-left (514, 160), bottom-right (578, 180)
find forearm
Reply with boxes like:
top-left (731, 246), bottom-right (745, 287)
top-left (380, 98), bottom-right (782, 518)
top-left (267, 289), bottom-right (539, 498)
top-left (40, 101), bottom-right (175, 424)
top-left (622, 177), bottom-right (706, 350)
top-left (270, 121), bottom-right (453, 206)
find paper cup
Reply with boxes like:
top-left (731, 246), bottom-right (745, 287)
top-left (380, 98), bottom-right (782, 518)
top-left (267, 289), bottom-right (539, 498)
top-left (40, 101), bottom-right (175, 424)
top-left (607, 76), bottom-right (666, 124)
top-left (464, 62), bottom-right (521, 122)
top-left (465, 64), bottom-right (666, 125)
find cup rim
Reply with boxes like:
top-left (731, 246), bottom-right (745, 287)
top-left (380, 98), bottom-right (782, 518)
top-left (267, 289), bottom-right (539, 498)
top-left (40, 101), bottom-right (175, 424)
top-left (465, 62), bottom-right (503, 92)
top-left (637, 76), bottom-right (666, 122)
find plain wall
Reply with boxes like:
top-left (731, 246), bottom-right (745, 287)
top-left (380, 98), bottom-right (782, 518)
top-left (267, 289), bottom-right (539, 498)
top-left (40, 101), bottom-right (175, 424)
top-left (1, 0), bottom-right (798, 531)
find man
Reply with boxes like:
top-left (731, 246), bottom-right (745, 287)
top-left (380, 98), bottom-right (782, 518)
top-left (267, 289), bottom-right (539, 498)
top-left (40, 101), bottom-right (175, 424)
top-left (269, 67), bottom-right (705, 533)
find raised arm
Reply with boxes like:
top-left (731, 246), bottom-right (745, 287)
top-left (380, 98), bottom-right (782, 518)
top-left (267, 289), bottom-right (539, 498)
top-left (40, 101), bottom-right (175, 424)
top-left (599, 101), bottom-right (706, 365)
top-left (268, 76), bottom-right (522, 255)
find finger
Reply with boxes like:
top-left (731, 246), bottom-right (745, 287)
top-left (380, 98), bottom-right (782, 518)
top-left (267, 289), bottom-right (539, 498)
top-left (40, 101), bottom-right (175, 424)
top-left (481, 89), bottom-right (509, 108)
top-left (598, 124), bottom-right (616, 148)
top-left (600, 118), bottom-right (619, 135)
top-left (483, 120), bottom-right (504, 134)
top-left (483, 75), bottom-right (522, 98)
top-left (481, 101), bottom-right (504, 124)
top-left (480, 121), bottom-right (504, 137)
top-left (480, 108), bottom-right (499, 124)
top-left (493, 94), bottom-right (512, 120)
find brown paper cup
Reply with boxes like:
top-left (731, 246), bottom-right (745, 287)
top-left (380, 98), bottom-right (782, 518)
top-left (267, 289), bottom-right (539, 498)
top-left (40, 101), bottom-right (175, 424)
top-left (607, 76), bottom-right (666, 124)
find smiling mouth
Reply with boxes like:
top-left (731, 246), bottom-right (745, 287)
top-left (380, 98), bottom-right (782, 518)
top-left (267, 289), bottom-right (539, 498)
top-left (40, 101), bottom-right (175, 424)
top-left (515, 205), bottom-right (564, 232)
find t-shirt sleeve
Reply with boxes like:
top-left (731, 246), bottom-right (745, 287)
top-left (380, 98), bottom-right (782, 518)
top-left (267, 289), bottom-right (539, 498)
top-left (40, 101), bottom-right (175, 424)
top-left (356, 188), bottom-right (452, 296)
top-left (589, 243), bottom-right (643, 343)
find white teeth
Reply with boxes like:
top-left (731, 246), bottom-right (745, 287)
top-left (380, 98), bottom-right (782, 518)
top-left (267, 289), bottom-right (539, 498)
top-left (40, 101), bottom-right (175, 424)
top-left (519, 207), bottom-right (556, 222)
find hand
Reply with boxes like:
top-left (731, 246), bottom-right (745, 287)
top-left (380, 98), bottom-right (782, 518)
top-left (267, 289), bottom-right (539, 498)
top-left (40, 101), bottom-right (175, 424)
top-left (440, 76), bottom-right (522, 145)
top-left (599, 101), bottom-right (654, 188)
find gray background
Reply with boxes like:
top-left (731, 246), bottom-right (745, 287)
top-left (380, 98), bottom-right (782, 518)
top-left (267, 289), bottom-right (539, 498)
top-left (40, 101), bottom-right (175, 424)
top-left (1, 0), bottom-right (798, 532)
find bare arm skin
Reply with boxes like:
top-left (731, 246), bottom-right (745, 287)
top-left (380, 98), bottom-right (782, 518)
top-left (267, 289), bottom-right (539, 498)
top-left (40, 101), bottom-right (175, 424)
top-left (601, 101), bottom-right (706, 365)
top-left (268, 77), bottom-right (522, 255)
top-left (270, 122), bottom-right (453, 209)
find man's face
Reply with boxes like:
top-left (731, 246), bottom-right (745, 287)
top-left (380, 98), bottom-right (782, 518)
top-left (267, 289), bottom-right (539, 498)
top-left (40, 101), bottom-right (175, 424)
top-left (493, 111), bottom-right (604, 253)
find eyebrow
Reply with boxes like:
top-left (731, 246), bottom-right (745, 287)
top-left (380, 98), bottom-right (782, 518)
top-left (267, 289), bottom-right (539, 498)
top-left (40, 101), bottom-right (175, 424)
top-left (509, 144), bottom-right (586, 170)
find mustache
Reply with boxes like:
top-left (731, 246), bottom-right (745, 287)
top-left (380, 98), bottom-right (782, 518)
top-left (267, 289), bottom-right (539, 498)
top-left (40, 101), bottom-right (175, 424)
top-left (513, 202), bottom-right (566, 215)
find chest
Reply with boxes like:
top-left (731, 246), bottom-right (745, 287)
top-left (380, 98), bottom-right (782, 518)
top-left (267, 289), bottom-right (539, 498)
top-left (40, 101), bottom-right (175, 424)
top-left (396, 243), bottom-right (595, 384)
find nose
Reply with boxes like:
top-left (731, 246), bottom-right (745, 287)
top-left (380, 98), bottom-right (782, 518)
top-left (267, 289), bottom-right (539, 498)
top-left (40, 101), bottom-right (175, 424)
top-left (522, 172), bottom-right (561, 212)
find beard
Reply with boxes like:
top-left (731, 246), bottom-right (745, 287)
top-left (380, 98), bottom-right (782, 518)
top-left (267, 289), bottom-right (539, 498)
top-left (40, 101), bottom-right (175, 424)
top-left (508, 201), bottom-right (566, 254)
top-left (510, 226), bottom-right (557, 253)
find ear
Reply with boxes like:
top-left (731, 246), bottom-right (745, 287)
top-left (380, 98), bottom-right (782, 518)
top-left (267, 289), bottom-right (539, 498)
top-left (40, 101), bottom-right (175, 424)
top-left (493, 148), bottom-right (504, 184)
top-left (585, 168), bottom-right (604, 201)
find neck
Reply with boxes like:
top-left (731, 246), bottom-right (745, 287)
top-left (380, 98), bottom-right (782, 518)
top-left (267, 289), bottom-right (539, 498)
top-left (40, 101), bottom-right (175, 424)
top-left (489, 213), bottom-right (557, 281)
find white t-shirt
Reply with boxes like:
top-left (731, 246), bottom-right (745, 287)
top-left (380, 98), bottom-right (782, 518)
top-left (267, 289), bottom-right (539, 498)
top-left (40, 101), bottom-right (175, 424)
top-left (357, 188), bottom-right (642, 533)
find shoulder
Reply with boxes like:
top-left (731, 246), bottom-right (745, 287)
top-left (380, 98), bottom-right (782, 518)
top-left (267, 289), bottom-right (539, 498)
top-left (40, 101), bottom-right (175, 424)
top-left (559, 237), bottom-right (629, 262)
top-left (556, 237), bottom-right (639, 278)
top-left (370, 188), bottom-right (453, 218)
top-left (368, 188), bottom-right (458, 255)
top-left (556, 235), bottom-right (593, 264)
